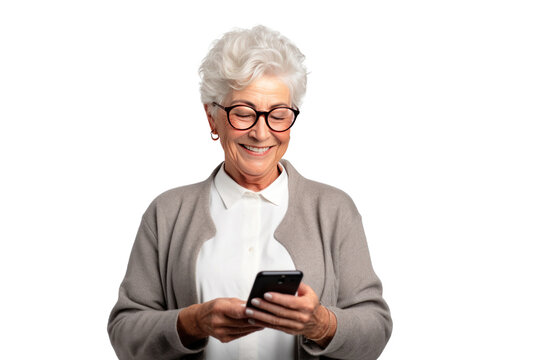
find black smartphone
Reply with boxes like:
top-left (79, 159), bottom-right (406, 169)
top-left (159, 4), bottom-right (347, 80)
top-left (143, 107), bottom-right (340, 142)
top-left (246, 270), bottom-right (303, 309)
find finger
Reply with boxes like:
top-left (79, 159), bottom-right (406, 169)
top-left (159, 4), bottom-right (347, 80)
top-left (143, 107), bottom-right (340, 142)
top-left (220, 325), bottom-right (264, 336)
top-left (228, 300), bottom-right (255, 319)
top-left (214, 298), bottom-right (250, 320)
top-left (249, 298), bottom-right (311, 323)
top-left (245, 307), bottom-right (304, 331)
top-left (202, 318), bottom-right (262, 339)
top-left (261, 290), bottom-right (318, 313)
top-left (220, 314), bottom-right (264, 328)
top-left (297, 282), bottom-right (312, 296)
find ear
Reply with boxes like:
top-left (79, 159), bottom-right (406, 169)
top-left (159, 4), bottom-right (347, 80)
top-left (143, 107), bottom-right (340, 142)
top-left (204, 104), bottom-right (216, 132)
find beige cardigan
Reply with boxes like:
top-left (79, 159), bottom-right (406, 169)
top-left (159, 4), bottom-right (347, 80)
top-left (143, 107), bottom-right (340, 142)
top-left (108, 160), bottom-right (392, 359)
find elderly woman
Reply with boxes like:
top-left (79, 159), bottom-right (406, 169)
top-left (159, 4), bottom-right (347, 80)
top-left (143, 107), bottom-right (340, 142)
top-left (108, 26), bottom-right (392, 360)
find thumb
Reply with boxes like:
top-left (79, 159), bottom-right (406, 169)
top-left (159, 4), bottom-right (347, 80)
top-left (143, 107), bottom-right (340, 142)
top-left (297, 282), bottom-right (313, 297)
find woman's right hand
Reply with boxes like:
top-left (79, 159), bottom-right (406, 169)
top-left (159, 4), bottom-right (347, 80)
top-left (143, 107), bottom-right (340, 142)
top-left (177, 298), bottom-right (264, 346)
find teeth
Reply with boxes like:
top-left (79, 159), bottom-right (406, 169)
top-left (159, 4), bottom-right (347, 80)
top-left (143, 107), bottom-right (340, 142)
top-left (244, 145), bottom-right (270, 153)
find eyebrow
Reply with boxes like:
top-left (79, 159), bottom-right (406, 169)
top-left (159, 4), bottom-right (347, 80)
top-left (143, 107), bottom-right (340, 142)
top-left (230, 99), bottom-right (290, 108)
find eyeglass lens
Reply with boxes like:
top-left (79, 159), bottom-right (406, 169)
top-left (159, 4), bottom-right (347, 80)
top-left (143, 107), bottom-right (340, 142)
top-left (229, 106), bottom-right (295, 131)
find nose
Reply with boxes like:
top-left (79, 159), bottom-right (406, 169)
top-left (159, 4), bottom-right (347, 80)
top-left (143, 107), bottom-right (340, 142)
top-left (248, 114), bottom-right (271, 140)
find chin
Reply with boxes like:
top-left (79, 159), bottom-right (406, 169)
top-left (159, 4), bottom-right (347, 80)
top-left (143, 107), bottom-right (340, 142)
top-left (240, 162), bottom-right (274, 176)
top-left (241, 166), bottom-right (270, 177)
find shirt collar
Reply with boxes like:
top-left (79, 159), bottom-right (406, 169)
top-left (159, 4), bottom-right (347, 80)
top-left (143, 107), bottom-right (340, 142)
top-left (214, 163), bottom-right (288, 209)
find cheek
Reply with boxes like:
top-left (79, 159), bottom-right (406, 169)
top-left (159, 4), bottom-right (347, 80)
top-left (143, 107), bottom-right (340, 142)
top-left (277, 134), bottom-right (290, 153)
top-left (279, 133), bottom-right (291, 146)
top-left (222, 130), bottom-right (242, 150)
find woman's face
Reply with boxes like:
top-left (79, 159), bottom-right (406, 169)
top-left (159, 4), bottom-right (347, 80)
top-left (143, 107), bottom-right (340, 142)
top-left (205, 75), bottom-right (292, 191)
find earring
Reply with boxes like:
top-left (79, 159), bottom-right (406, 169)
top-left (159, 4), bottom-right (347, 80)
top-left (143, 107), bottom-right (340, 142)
top-left (210, 130), bottom-right (219, 141)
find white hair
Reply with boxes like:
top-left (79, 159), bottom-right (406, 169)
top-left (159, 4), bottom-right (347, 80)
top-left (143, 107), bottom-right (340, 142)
top-left (199, 25), bottom-right (307, 115)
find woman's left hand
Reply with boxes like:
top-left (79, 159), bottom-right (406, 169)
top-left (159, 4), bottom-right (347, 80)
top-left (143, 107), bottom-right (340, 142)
top-left (244, 282), bottom-right (330, 340)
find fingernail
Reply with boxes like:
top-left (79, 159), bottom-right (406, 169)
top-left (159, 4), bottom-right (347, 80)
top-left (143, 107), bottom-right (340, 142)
top-left (264, 293), bottom-right (272, 300)
top-left (241, 304), bottom-right (246, 307)
top-left (248, 319), bottom-right (256, 325)
top-left (251, 298), bottom-right (260, 306)
top-left (245, 309), bottom-right (254, 316)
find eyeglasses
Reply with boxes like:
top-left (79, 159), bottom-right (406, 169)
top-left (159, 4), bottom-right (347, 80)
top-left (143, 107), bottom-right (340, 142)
top-left (212, 102), bottom-right (299, 132)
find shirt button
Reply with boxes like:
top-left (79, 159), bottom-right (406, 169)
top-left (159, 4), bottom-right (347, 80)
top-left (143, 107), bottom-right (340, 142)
top-left (248, 247), bottom-right (254, 253)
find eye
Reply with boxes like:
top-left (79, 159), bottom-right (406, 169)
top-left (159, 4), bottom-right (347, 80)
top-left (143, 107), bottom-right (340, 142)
top-left (230, 107), bottom-right (255, 118)
top-left (269, 109), bottom-right (293, 121)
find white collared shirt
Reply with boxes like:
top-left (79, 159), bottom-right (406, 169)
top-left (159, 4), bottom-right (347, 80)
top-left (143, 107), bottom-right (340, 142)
top-left (196, 163), bottom-right (296, 360)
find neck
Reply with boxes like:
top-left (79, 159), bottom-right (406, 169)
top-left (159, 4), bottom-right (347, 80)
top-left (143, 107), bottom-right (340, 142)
top-left (224, 163), bottom-right (282, 192)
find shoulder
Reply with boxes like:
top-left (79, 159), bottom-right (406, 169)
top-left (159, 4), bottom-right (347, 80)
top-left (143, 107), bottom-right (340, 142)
top-left (141, 165), bottom-right (220, 223)
top-left (300, 177), bottom-right (360, 221)
top-left (282, 160), bottom-right (361, 220)
top-left (151, 181), bottom-right (207, 209)
top-left (300, 176), bottom-right (353, 203)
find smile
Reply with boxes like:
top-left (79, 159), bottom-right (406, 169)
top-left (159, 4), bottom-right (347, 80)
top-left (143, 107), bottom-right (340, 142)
top-left (241, 144), bottom-right (272, 154)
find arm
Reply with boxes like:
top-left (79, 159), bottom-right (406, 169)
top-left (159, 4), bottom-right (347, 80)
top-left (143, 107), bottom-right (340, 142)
top-left (108, 217), bottom-right (263, 359)
top-left (244, 199), bottom-right (391, 359)
top-left (304, 201), bottom-right (392, 359)
top-left (107, 218), bottom-right (206, 360)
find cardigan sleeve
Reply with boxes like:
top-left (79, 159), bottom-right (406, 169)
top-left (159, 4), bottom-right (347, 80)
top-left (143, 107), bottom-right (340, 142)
top-left (107, 216), bottom-right (207, 360)
top-left (301, 194), bottom-right (392, 360)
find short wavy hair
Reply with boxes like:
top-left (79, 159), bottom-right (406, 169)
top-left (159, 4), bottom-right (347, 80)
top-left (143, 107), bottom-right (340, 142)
top-left (199, 25), bottom-right (307, 115)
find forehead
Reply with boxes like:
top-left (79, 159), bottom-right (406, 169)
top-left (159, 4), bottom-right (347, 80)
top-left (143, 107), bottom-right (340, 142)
top-left (228, 75), bottom-right (291, 107)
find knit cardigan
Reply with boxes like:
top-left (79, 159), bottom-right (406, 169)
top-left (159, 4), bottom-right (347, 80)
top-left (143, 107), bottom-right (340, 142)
top-left (108, 160), bottom-right (392, 360)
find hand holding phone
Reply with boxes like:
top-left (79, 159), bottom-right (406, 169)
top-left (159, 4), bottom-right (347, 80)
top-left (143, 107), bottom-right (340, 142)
top-left (246, 270), bottom-right (303, 309)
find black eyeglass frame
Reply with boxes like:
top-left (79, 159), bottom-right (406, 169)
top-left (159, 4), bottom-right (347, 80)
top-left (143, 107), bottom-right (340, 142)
top-left (212, 102), bottom-right (299, 132)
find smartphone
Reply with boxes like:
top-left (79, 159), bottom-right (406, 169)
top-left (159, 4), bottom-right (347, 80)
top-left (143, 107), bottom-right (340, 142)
top-left (246, 270), bottom-right (303, 309)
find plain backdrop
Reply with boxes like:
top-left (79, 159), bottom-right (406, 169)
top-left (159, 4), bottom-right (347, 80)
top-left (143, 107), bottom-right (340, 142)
top-left (1, 1), bottom-right (539, 359)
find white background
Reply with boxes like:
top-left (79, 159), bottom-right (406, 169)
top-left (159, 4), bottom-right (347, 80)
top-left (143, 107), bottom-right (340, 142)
top-left (1, 1), bottom-right (539, 359)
